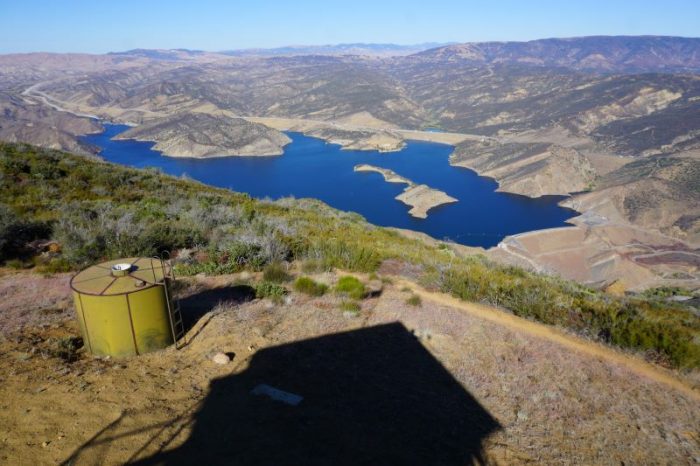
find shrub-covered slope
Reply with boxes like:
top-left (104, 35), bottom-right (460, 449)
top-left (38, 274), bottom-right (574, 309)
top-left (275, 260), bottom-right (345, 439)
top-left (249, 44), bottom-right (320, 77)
top-left (0, 142), bottom-right (698, 368)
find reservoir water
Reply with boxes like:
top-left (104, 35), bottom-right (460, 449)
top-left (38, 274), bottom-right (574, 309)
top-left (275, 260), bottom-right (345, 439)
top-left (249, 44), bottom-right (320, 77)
top-left (83, 124), bottom-right (577, 248)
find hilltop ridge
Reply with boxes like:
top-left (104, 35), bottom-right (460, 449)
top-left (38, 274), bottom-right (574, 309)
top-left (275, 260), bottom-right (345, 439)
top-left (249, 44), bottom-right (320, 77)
top-left (413, 35), bottom-right (700, 72)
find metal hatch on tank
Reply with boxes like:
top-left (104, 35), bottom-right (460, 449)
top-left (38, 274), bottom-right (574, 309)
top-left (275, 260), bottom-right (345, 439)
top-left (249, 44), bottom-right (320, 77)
top-left (70, 257), bottom-right (184, 357)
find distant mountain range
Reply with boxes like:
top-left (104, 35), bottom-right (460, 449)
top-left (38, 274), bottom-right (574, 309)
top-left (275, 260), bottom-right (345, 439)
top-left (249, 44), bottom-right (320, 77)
top-left (105, 37), bottom-right (700, 72)
top-left (108, 48), bottom-right (207, 60)
top-left (108, 44), bottom-right (452, 60)
top-left (413, 36), bottom-right (700, 72)
top-left (220, 43), bottom-right (453, 57)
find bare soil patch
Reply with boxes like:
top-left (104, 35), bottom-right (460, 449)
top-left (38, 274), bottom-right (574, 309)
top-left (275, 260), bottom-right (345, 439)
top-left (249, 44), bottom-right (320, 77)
top-left (0, 270), bottom-right (697, 465)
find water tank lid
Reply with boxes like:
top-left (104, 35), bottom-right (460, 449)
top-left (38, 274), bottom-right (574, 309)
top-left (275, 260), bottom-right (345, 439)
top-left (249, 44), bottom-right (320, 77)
top-left (70, 257), bottom-right (170, 296)
top-left (111, 263), bottom-right (132, 276)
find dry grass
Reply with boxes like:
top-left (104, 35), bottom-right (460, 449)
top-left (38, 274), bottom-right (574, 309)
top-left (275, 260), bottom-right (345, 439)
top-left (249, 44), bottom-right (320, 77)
top-left (365, 287), bottom-right (700, 463)
top-left (0, 270), bottom-right (73, 334)
top-left (0, 271), bottom-right (697, 465)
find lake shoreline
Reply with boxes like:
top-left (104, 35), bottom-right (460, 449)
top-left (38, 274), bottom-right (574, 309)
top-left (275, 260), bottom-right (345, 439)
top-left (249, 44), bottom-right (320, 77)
top-left (82, 123), bottom-right (578, 249)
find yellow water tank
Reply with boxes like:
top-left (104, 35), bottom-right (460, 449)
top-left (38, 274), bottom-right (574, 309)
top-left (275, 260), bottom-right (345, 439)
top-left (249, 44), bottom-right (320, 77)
top-left (71, 257), bottom-right (176, 357)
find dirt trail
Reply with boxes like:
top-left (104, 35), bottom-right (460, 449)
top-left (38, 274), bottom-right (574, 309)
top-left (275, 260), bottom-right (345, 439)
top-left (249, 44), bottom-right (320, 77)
top-left (1, 270), bottom-right (698, 464)
top-left (393, 277), bottom-right (700, 401)
top-left (22, 82), bottom-right (100, 119)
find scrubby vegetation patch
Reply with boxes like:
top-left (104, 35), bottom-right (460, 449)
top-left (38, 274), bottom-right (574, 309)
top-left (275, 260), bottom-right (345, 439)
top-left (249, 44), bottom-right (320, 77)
top-left (293, 277), bottom-right (328, 297)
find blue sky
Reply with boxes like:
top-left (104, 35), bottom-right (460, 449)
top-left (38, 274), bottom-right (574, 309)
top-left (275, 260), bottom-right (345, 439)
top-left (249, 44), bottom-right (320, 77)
top-left (1, 0), bottom-right (698, 53)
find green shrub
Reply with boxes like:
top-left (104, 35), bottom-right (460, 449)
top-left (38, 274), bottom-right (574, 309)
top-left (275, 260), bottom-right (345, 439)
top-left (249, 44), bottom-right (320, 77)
top-left (36, 257), bottom-right (73, 274)
top-left (263, 263), bottom-right (290, 283)
top-left (335, 276), bottom-right (366, 300)
top-left (294, 276), bottom-right (328, 296)
top-left (406, 294), bottom-right (422, 307)
top-left (174, 257), bottom-right (246, 276)
top-left (642, 286), bottom-right (692, 299)
top-left (0, 204), bottom-right (52, 262)
top-left (301, 259), bottom-right (325, 273)
top-left (223, 241), bottom-right (267, 270)
top-left (177, 240), bottom-right (282, 277)
top-left (255, 281), bottom-right (287, 303)
top-left (141, 221), bottom-right (205, 255)
top-left (0, 204), bottom-right (17, 259)
top-left (5, 259), bottom-right (25, 269)
top-left (340, 300), bottom-right (361, 314)
top-left (307, 239), bottom-right (380, 272)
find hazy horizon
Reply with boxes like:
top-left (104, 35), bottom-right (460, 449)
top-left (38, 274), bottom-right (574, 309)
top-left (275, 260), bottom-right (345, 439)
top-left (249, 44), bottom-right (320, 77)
top-left (1, 0), bottom-right (699, 54)
top-left (5, 35), bottom-right (700, 56)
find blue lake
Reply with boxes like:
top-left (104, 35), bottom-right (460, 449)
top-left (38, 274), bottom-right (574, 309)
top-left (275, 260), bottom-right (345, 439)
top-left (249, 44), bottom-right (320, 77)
top-left (83, 124), bottom-right (577, 248)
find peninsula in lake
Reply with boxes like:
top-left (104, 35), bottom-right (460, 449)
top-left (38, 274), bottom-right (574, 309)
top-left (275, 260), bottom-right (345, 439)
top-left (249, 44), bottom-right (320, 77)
top-left (354, 164), bottom-right (458, 218)
top-left (113, 113), bottom-right (291, 157)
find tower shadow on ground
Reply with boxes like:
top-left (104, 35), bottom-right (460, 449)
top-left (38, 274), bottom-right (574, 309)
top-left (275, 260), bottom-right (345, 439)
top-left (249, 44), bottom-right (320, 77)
top-left (131, 322), bottom-right (500, 465)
